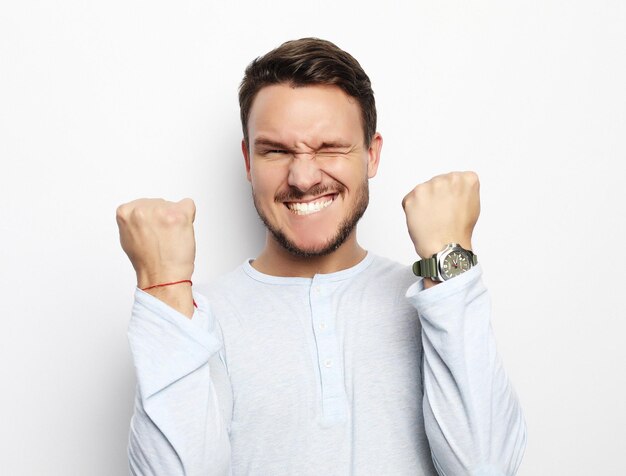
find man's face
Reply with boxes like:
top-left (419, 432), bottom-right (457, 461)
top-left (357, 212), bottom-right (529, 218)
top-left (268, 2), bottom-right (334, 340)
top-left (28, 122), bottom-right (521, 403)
top-left (242, 83), bottom-right (382, 257)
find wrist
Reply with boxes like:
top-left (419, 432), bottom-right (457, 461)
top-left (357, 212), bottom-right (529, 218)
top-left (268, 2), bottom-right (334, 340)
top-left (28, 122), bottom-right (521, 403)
top-left (416, 238), bottom-right (473, 259)
top-left (139, 282), bottom-right (195, 318)
top-left (139, 278), bottom-right (193, 297)
top-left (136, 268), bottom-right (194, 290)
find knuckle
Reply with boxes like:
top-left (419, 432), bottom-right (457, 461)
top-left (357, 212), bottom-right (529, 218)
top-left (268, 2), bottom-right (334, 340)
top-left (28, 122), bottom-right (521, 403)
top-left (449, 172), bottom-right (461, 183)
top-left (415, 186), bottom-right (427, 197)
top-left (180, 197), bottom-right (196, 218)
top-left (431, 175), bottom-right (446, 187)
top-left (401, 194), bottom-right (410, 209)
top-left (465, 170), bottom-right (479, 183)
top-left (472, 174), bottom-right (480, 189)
top-left (130, 206), bottom-right (148, 222)
top-left (161, 205), bottom-right (186, 226)
top-left (115, 204), bottom-right (127, 221)
top-left (402, 187), bottom-right (420, 209)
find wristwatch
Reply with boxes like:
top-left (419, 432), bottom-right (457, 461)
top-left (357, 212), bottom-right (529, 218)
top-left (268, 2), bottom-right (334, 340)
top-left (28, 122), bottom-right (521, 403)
top-left (412, 243), bottom-right (478, 282)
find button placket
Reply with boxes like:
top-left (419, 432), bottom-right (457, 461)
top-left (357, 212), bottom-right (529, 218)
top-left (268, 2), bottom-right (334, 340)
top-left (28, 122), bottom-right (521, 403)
top-left (309, 278), bottom-right (348, 426)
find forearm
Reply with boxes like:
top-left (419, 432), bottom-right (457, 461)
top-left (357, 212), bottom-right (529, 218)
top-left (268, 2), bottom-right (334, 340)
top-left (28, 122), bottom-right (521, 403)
top-left (408, 266), bottom-right (526, 476)
top-left (128, 289), bottom-right (231, 475)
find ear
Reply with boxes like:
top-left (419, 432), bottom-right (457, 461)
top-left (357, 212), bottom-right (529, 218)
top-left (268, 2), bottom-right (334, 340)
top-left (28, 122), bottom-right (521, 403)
top-left (366, 132), bottom-right (383, 179)
top-left (242, 139), bottom-right (252, 182)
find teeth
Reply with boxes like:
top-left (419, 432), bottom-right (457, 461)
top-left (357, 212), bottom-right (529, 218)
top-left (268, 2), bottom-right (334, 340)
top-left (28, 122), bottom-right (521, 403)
top-left (287, 197), bottom-right (334, 215)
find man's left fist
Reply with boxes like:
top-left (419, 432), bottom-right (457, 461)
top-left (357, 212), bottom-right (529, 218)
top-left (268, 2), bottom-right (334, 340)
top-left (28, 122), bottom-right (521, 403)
top-left (402, 171), bottom-right (480, 259)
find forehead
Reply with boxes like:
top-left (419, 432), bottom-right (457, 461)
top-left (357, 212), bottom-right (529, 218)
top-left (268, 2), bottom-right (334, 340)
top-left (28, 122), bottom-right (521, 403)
top-left (247, 83), bottom-right (363, 147)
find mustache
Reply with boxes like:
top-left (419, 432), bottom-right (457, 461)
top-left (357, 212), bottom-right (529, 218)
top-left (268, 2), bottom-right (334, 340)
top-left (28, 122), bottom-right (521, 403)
top-left (275, 183), bottom-right (345, 202)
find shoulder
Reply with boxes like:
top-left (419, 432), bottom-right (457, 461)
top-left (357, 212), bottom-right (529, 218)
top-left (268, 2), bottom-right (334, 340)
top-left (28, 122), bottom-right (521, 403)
top-left (365, 253), bottom-right (418, 288)
top-left (204, 263), bottom-right (251, 304)
top-left (351, 253), bottom-right (421, 304)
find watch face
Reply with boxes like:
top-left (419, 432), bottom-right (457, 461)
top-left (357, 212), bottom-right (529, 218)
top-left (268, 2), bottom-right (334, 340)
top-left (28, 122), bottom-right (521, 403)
top-left (441, 250), bottom-right (472, 279)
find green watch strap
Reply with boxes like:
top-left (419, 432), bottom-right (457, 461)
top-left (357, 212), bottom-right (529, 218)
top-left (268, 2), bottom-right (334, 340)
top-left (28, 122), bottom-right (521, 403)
top-left (412, 257), bottom-right (438, 278)
top-left (412, 250), bottom-right (478, 278)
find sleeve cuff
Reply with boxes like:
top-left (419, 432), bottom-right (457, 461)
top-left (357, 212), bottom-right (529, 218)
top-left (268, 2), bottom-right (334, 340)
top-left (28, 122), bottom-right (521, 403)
top-left (405, 263), bottom-right (484, 310)
top-left (134, 287), bottom-right (214, 332)
top-left (129, 288), bottom-right (223, 399)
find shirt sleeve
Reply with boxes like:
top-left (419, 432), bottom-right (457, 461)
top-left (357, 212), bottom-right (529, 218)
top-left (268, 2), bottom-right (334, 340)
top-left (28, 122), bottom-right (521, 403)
top-left (406, 264), bottom-right (527, 476)
top-left (127, 287), bottom-right (232, 476)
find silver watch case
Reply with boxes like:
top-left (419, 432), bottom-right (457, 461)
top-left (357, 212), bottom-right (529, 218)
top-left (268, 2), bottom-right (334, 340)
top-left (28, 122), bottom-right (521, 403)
top-left (433, 243), bottom-right (476, 282)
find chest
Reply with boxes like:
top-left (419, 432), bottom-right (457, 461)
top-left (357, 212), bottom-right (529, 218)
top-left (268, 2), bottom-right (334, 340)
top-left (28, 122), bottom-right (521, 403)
top-left (216, 282), bottom-right (423, 428)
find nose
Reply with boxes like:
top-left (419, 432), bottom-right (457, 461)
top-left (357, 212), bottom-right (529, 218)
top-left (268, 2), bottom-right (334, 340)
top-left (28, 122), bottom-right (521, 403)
top-left (287, 153), bottom-right (323, 193)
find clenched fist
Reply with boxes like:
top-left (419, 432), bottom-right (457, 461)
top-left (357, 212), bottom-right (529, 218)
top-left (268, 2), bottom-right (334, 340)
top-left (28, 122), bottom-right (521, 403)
top-left (402, 171), bottom-right (480, 260)
top-left (116, 198), bottom-right (197, 289)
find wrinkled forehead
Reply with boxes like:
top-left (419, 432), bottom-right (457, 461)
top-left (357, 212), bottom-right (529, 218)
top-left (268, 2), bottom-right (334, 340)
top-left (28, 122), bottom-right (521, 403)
top-left (247, 83), bottom-right (364, 149)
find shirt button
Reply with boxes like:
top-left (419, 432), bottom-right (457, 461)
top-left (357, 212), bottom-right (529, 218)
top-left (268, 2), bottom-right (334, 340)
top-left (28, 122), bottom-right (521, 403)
top-left (319, 322), bottom-right (327, 330)
top-left (324, 358), bottom-right (333, 368)
top-left (313, 285), bottom-right (321, 294)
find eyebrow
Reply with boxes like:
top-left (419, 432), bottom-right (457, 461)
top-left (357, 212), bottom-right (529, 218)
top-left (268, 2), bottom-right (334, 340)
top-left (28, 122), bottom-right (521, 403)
top-left (254, 138), bottom-right (290, 150)
top-left (318, 141), bottom-right (352, 149)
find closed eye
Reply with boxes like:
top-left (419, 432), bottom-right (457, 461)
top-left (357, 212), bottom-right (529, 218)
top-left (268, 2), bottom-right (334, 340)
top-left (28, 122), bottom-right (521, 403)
top-left (256, 149), bottom-right (290, 156)
top-left (316, 149), bottom-right (350, 158)
top-left (318, 149), bottom-right (347, 155)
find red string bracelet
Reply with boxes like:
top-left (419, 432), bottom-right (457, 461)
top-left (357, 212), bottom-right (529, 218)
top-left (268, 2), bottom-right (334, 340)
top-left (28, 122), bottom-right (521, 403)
top-left (140, 279), bottom-right (198, 308)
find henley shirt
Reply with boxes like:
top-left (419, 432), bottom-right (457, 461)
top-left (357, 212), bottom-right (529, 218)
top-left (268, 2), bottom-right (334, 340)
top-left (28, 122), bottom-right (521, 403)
top-left (127, 253), bottom-right (526, 476)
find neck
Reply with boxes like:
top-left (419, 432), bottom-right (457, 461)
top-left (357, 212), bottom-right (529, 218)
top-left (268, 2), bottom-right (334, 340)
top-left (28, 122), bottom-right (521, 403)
top-left (251, 231), bottom-right (367, 278)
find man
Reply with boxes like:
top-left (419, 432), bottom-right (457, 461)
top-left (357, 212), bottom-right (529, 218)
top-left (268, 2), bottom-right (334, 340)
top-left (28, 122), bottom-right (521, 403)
top-left (117, 38), bottom-right (526, 475)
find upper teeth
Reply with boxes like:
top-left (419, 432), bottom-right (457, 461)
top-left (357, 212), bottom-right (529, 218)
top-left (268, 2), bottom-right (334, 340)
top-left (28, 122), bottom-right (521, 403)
top-left (287, 197), bottom-right (334, 215)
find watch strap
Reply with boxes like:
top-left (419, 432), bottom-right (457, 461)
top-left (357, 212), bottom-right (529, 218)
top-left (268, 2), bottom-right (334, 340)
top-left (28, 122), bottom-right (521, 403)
top-left (412, 257), bottom-right (438, 278)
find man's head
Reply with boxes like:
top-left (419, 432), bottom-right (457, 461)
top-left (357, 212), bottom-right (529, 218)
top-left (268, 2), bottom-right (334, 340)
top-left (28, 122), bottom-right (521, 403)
top-left (239, 38), bottom-right (382, 258)
top-left (239, 37), bottom-right (377, 152)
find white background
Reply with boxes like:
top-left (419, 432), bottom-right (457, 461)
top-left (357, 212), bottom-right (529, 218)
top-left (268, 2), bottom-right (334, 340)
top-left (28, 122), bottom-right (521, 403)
top-left (1, 1), bottom-right (624, 474)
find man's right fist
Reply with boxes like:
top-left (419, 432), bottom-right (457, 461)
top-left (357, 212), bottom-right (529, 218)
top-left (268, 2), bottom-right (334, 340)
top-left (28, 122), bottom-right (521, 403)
top-left (116, 198), bottom-right (196, 288)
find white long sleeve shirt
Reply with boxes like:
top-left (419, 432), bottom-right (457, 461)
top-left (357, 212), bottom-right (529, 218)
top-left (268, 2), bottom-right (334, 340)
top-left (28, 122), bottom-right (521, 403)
top-left (127, 253), bottom-right (526, 475)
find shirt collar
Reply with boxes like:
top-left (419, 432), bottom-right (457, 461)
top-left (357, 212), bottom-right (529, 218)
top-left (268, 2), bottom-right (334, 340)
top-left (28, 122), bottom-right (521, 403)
top-left (242, 251), bottom-right (375, 285)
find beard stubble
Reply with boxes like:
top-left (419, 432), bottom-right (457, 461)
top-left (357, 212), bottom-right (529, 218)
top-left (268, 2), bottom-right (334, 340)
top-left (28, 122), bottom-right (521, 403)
top-left (252, 179), bottom-right (370, 258)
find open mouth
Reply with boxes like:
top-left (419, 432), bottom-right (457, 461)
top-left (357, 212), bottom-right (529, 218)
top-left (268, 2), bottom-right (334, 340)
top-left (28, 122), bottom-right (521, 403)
top-left (284, 193), bottom-right (338, 216)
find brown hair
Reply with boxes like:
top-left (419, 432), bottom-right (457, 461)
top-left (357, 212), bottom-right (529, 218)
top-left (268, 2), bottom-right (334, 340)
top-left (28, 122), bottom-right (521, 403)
top-left (238, 37), bottom-right (377, 150)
